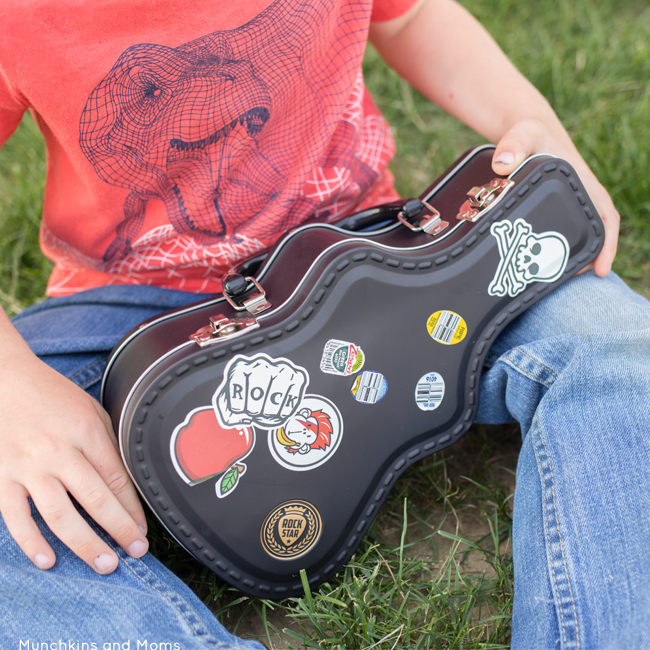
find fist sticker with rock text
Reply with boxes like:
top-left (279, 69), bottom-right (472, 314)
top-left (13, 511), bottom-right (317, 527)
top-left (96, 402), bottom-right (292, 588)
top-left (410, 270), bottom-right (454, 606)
top-left (214, 353), bottom-right (309, 430)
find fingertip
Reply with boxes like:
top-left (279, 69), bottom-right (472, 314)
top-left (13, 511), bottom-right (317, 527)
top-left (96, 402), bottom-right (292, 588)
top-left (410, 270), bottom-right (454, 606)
top-left (592, 251), bottom-right (613, 278)
top-left (127, 538), bottom-right (148, 558)
top-left (593, 262), bottom-right (611, 278)
top-left (94, 552), bottom-right (118, 574)
top-left (492, 150), bottom-right (521, 176)
top-left (492, 120), bottom-right (540, 175)
top-left (34, 552), bottom-right (55, 570)
top-left (1, 483), bottom-right (57, 572)
top-left (493, 150), bottom-right (515, 166)
top-left (593, 236), bottom-right (617, 278)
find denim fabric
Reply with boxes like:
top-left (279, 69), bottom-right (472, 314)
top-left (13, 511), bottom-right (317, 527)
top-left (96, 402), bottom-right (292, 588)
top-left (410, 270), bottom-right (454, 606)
top-left (0, 503), bottom-right (264, 649)
top-left (4, 274), bottom-right (650, 649)
top-left (6, 286), bottom-right (264, 649)
top-left (11, 285), bottom-right (212, 401)
top-left (475, 271), bottom-right (650, 650)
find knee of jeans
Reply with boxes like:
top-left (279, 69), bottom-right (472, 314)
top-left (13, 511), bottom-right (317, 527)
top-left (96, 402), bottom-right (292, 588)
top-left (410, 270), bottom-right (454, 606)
top-left (477, 352), bottom-right (552, 434)
top-left (491, 272), bottom-right (650, 359)
top-left (479, 314), bottom-right (650, 433)
top-left (519, 331), bottom-right (650, 464)
top-left (560, 331), bottom-right (650, 406)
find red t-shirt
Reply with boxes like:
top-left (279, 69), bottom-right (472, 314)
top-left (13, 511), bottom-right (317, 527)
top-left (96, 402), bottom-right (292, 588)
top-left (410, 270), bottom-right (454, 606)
top-left (0, 0), bottom-right (416, 295)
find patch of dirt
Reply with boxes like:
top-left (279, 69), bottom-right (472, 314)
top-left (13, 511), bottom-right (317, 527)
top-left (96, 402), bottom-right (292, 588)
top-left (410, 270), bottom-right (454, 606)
top-left (219, 604), bottom-right (302, 650)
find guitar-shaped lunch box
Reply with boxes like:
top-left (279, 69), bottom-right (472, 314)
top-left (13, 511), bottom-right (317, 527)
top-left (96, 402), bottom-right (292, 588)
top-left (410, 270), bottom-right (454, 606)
top-left (102, 145), bottom-right (603, 599)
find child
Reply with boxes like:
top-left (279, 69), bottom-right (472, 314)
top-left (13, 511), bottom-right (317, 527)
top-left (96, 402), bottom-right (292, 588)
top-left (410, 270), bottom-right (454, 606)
top-left (1, 0), bottom-right (648, 648)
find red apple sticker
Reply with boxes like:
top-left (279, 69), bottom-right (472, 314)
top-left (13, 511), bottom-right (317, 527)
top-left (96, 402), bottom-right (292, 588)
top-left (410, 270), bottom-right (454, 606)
top-left (170, 406), bottom-right (255, 492)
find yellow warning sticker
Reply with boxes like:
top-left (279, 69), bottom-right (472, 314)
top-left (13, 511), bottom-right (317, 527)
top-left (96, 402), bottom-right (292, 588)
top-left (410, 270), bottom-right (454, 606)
top-left (426, 310), bottom-right (467, 345)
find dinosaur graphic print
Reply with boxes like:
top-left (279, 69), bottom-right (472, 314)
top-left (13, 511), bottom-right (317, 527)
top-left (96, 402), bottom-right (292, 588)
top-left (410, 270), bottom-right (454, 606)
top-left (77, 0), bottom-right (396, 282)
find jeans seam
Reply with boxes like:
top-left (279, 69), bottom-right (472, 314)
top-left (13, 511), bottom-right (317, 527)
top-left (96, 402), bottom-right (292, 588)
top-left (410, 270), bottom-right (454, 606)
top-left (93, 527), bottom-right (226, 648)
top-left (514, 348), bottom-right (559, 379)
top-left (69, 357), bottom-right (105, 381)
top-left (530, 414), bottom-right (581, 650)
top-left (120, 555), bottom-right (224, 648)
top-left (69, 357), bottom-right (107, 388)
top-left (500, 348), bottom-right (558, 388)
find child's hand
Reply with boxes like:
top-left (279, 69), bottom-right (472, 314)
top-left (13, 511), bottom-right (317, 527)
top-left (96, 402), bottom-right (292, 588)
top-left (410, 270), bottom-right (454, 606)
top-left (491, 119), bottom-right (619, 277)
top-left (0, 323), bottom-right (149, 573)
top-left (370, 0), bottom-right (619, 277)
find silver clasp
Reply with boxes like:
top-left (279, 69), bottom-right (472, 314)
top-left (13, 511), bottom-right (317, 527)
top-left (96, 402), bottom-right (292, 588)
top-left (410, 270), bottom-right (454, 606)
top-left (190, 314), bottom-right (259, 347)
top-left (457, 178), bottom-right (514, 222)
top-left (398, 199), bottom-right (449, 235)
top-left (223, 276), bottom-right (272, 315)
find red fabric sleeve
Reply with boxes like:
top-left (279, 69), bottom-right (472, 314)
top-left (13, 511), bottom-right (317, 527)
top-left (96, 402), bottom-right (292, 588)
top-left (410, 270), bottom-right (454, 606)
top-left (371, 0), bottom-right (419, 22)
top-left (0, 67), bottom-right (27, 149)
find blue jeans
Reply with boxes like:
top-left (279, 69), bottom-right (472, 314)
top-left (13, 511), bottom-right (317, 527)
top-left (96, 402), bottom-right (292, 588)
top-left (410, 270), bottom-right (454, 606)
top-left (4, 274), bottom-right (650, 649)
top-left (5, 287), bottom-right (265, 650)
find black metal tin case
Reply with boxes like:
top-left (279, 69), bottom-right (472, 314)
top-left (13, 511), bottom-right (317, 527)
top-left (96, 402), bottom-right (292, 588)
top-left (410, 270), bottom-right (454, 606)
top-left (102, 145), bottom-right (603, 599)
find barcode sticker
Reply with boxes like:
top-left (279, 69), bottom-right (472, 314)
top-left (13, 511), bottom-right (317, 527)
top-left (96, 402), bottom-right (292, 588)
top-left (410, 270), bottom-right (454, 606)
top-left (426, 310), bottom-right (467, 345)
top-left (351, 371), bottom-right (387, 404)
top-left (415, 372), bottom-right (445, 411)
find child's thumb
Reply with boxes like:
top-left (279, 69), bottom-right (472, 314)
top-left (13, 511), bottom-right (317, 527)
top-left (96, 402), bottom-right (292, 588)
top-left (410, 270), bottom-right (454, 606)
top-left (491, 122), bottom-right (537, 176)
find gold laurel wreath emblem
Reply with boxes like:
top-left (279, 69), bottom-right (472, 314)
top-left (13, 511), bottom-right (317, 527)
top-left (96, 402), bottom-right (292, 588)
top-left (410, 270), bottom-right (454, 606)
top-left (261, 501), bottom-right (322, 560)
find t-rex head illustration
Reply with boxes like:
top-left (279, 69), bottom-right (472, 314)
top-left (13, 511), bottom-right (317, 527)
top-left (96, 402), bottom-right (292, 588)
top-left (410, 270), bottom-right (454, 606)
top-left (81, 40), bottom-right (271, 185)
top-left (79, 0), bottom-right (376, 264)
top-left (80, 34), bottom-right (277, 260)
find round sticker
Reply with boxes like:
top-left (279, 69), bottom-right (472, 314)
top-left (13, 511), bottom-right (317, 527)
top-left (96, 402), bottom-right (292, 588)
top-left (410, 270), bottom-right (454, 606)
top-left (268, 394), bottom-right (343, 471)
top-left (320, 339), bottom-right (365, 376)
top-left (415, 372), bottom-right (445, 411)
top-left (426, 310), bottom-right (467, 345)
top-left (351, 371), bottom-right (387, 404)
top-left (260, 500), bottom-right (322, 560)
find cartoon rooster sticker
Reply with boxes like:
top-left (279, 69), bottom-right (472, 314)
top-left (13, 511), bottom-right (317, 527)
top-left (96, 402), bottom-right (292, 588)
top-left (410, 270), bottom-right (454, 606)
top-left (269, 395), bottom-right (343, 471)
top-left (276, 407), bottom-right (333, 455)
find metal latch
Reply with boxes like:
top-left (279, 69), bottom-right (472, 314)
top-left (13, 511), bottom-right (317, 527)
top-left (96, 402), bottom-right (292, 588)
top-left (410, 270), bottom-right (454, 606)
top-left (190, 314), bottom-right (259, 347)
top-left (457, 178), bottom-right (514, 222)
top-left (221, 274), bottom-right (271, 316)
top-left (398, 198), bottom-right (449, 235)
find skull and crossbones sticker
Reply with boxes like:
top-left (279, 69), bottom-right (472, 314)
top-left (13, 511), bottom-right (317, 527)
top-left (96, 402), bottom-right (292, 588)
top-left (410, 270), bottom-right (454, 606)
top-left (487, 218), bottom-right (570, 298)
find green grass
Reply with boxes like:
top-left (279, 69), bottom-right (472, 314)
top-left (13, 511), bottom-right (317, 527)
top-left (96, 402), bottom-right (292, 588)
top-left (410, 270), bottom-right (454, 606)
top-left (1, 0), bottom-right (649, 647)
top-left (370, 0), bottom-right (650, 294)
top-left (147, 425), bottom-right (521, 649)
top-left (0, 116), bottom-right (49, 315)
